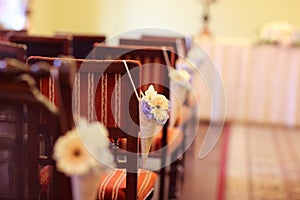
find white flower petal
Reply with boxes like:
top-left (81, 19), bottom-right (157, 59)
top-left (53, 118), bottom-right (114, 176)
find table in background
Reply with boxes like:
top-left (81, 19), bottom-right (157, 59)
top-left (195, 38), bottom-right (300, 127)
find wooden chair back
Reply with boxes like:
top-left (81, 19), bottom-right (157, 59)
top-left (27, 56), bottom-right (88, 200)
top-left (27, 56), bottom-right (77, 130)
top-left (141, 34), bottom-right (188, 56)
top-left (0, 59), bottom-right (70, 199)
top-left (0, 30), bottom-right (27, 41)
top-left (91, 44), bottom-right (178, 200)
top-left (0, 30), bottom-right (10, 41)
top-left (119, 37), bottom-right (180, 60)
top-left (56, 33), bottom-right (106, 58)
top-left (92, 43), bottom-right (175, 98)
top-left (0, 41), bottom-right (27, 61)
top-left (27, 57), bottom-right (142, 200)
top-left (80, 59), bottom-right (141, 200)
top-left (8, 34), bottom-right (71, 58)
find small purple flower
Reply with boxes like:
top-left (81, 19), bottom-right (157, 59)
top-left (141, 100), bottom-right (153, 120)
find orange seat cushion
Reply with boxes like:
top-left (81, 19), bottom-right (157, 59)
top-left (98, 169), bottom-right (157, 200)
top-left (40, 167), bottom-right (157, 200)
top-left (150, 127), bottom-right (183, 152)
top-left (40, 165), bottom-right (53, 199)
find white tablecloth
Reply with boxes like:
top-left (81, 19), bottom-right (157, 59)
top-left (195, 39), bottom-right (300, 127)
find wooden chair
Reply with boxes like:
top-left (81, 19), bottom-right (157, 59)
top-left (0, 30), bottom-right (27, 41)
top-left (0, 30), bottom-right (10, 41)
top-left (122, 37), bottom-right (195, 198)
top-left (91, 43), bottom-right (175, 94)
top-left (119, 38), bottom-right (181, 61)
top-left (27, 56), bottom-right (158, 200)
top-left (141, 34), bottom-right (188, 57)
top-left (27, 56), bottom-right (77, 131)
top-left (0, 41), bottom-right (27, 61)
top-left (92, 43), bottom-right (183, 200)
top-left (56, 33), bottom-right (106, 58)
top-left (0, 59), bottom-right (71, 199)
top-left (27, 56), bottom-right (77, 199)
top-left (8, 34), bottom-right (72, 58)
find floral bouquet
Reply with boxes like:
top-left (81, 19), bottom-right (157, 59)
top-left (53, 118), bottom-right (114, 200)
top-left (140, 85), bottom-right (170, 165)
top-left (258, 21), bottom-right (300, 46)
top-left (175, 58), bottom-right (198, 105)
top-left (168, 68), bottom-right (192, 127)
top-left (184, 44), bottom-right (204, 69)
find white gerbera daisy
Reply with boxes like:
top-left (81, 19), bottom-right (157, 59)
top-left (169, 69), bottom-right (191, 88)
top-left (53, 131), bottom-right (98, 176)
top-left (53, 118), bottom-right (114, 176)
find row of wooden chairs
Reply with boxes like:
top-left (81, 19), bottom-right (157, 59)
top-left (1, 31), bottom-right (187, 61)
top-left (0, 32), bottom-right (106, 60)
top-left (0, 34), bottom-right (192, 200)
top-left (55, 33), bottom-right (106, 58)
top-left (0, 57), bottom-right (159, 200)
top-left (0, 58), bottom-right (73, 199)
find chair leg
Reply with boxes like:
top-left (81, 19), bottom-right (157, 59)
top-left (168, 153), bottom-right (179, 200)
top-left (176, 155), bottom-right (185, 196)
top-left (168, 125), bottom-right (190, 200)
top-left (159, 166), bottom-right (166, 200)
top-left (159, 125), bottom-right (169, 200)
top-left (15, 109), bottom-right (25, 199)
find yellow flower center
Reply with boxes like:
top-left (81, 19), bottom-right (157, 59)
top-left (73, 148), bottom-right (81, 157)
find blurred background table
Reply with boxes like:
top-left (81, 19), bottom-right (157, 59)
top-left (196, 38), bottom-right (300, 127)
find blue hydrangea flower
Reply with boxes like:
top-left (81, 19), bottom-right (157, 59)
top-left (141, 100), bottom-right (153, 120)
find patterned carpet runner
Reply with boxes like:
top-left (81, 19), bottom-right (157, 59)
top-left (218, 123), bottom-right (300, 200)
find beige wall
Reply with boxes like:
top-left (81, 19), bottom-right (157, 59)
top-left (211, 0), bottom-right (300, 39)
top-left (30, 0), bottom-right (102, 35)
top-left (29, 0), bottom-right (299, 39)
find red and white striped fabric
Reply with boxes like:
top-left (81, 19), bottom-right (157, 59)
top-left (98, 169), bottom-right (157, 200)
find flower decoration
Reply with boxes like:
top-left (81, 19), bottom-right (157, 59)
top-left (185, 44), bottom-right (205, 68)
top-left (169, 68), bottom-right (192, 89)
top-left (175, 60), bottom-right (195, 79)
top-left (258, 21), bottom-right (300, 46)
top-left (53, 118), bottom-right (113, 176)
top-left (168, 68), bottom-right (193, 127)
top-left (141, 85), bottom-right (170, 125)
top-left (139, 85), bottom-right (170, 165)
top-left (141, 100), bottom-right (153, 120)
